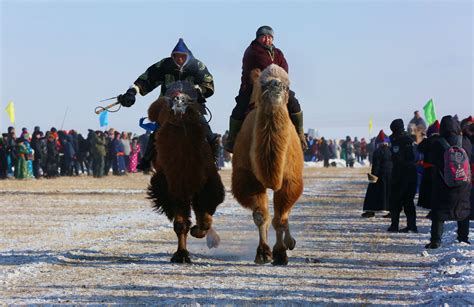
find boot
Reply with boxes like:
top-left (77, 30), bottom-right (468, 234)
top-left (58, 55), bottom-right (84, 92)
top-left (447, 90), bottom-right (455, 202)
top-left (387, 211), bottom-right (399, 232)
top-left (401, 207), bottom-right (417, 233)
top-left (289, 111), bottom-right (309, 151)
top-left (361, 211), bottom-right (375, 218)
top-left (224, 117), bottom-right (243, 153)
top-left (137, 132), bottom-right (156, 173)
top-left (209, 135), bottom-right (220, 168)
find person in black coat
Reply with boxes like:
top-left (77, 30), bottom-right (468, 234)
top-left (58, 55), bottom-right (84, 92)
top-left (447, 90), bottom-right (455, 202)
top-left (417, 121), bottom-right (441, 216)
top-left (387, 119), bottom-right (418, 232)
top-left (319, 137), bottom-right (330, 167)
top-left (0, 134), bottom-right (8, 179)
top-left (30, 130), bottom-right (45, 179)
top-left (362, 130), bottom-right (392, 217)
top-left (425, 115), bottom-right (472, 249)
top-left (460, 117), bottom-right (474, 221)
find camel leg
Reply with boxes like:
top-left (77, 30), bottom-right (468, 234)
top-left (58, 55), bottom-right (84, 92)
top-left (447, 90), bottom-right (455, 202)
top-left (272, 210), bottom-right (290, 266)
top-left (191, 212), bottom-right (212, 239)
top-left (272, 178), bottom-right (302, 265)
top-left (171, 209), bottom-right (191, 264)
top-left (253, 199), bottom-right (272, 264)
top-left (232, 168), bottom-right (271, 264)
top-left (191, 173), bottom-right (225, 248)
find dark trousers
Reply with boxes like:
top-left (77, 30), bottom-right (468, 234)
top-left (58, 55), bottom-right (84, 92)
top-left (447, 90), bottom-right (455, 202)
top-left (389, 180), bottom-right (417, 229)
top-left (231, 87), bottom-right (301, 120)
top-left (32, 159), bottom-right (42, 178)
top-left (430, 218), bottom-right (470, 244)
top-left (92, 155), bottom-right (104, 178)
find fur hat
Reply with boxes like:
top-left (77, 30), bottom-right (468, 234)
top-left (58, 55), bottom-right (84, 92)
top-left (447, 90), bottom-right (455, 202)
top-left (426, 120), bottom-right (440, 137)
top-left (256, 25), bottom-right (274, 38)
top-left (390, 118), bottom-right (404, 134)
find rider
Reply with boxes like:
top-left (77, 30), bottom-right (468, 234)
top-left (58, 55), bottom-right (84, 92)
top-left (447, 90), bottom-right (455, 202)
top-left (117, 38), bottom-right (217, 170)
top-left (224, 25), bottom-right (308, 153)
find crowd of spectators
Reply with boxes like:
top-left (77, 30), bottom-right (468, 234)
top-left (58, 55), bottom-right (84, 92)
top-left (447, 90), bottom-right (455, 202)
top-left (0, 126), bottom-right (150, 180)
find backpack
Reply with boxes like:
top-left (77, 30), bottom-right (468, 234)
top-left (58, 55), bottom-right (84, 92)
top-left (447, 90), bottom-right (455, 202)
top-left (439, 136), bottom-right (471, 187)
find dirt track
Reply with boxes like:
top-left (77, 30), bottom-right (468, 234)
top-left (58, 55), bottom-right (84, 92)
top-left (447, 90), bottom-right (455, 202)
top-left (0, 168), bottom-right (436, 304)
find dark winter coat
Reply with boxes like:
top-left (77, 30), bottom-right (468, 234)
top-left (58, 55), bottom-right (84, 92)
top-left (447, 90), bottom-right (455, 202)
top-left (239, 40), bottom-right (288, 94)
top-left (416, 134), bottom-right (440, 209)
top-left (319, 139), bottom-right (330, 160)
top-left (45, 138), bottom-right (59, 177)
top-left (133, 42), bottom-right (214, 101)
top-left (389, 132), bottom-right (417, 184)
top-left (430, 116), bottom-right (472, 221)
top-left (363, 144), bottom-right (392, 211)
top-left (88, 131), bottom-right (106, 157)
top-left (30, 134), bottom-right (44, 161)
top-left (0, 139), bottom-right (7, 178)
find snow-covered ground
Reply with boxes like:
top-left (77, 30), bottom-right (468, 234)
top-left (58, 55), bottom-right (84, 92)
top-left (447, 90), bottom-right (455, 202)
top-left (0, 168), bottom-right (472, 304)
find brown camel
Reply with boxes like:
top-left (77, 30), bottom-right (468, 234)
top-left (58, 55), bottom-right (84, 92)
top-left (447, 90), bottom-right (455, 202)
top-left (147, 81), bottom-right (225, 263)
top-left (231, 64), bottom-right (304, 265)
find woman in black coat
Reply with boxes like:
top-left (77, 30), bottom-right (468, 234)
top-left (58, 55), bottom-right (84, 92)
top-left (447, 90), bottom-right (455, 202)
top-left (425, 115), bottom-right (472, 249)
top-left (417, 121), bottom-right (441, 213)
top-left (460, 117), bottom-right (474, 221)
top-left (362, 131), bottom-right (392, 217)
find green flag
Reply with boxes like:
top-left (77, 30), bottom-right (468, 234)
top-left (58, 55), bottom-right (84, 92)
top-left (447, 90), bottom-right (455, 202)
top-left (423, 99), bottom-right (436, 125)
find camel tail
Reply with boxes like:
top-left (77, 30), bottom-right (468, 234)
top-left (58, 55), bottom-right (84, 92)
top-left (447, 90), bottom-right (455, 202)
top-left (147, 172), bottom-right (176, 221)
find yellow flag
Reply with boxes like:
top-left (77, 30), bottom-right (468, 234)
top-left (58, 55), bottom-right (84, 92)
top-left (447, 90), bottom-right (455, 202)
top-left (5, 101), bottom-right (15, 124)
top-left (368, 117), bottom-right (373, 134)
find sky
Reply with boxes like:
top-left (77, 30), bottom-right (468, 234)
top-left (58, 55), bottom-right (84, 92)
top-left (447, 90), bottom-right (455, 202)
top-left (1, 0), bottom-right (472, 140)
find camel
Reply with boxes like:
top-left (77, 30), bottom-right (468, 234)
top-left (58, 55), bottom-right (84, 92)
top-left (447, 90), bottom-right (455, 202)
top-left (147, 81), bottom-right (225, 263)
top-left (231, 64), bottom-right (304, 265)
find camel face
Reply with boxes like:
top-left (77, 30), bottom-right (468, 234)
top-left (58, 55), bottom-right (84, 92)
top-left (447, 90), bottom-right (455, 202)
top-left (171, 93), bottom-right (191, 115)
top-left (261, 78), bottom-right (289, 107)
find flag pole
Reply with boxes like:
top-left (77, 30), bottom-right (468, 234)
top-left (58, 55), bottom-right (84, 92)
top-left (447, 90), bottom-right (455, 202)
top-left (61, 106), bottom-right (69, 130)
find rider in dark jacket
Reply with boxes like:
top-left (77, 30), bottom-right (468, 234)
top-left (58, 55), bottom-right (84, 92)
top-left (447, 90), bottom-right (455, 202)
top-left (225, 26), bottom-right (307, 153)
top-left (117, 38), bottom-right (217, 170)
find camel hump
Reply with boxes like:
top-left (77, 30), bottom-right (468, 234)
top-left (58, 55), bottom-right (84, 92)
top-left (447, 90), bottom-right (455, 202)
top-left (260, 64), bottom-right (290, 87)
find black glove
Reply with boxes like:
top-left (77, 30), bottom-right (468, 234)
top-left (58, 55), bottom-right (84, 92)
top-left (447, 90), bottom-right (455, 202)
top-left (118, 88), bottom-right (137, 107)
top-left (195, 85), bottom-right (206, 104)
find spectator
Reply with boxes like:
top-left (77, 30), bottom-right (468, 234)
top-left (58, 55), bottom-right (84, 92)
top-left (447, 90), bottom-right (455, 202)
top-left (362, 131), bottom-right (392, 218)
top-left (425, 115), bottom-right (471, 248)
top-left (387, 119), bottom-right (418, 233)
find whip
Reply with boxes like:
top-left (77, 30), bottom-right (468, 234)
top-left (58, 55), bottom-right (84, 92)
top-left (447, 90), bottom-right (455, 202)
top-left (94, 96), bottom-right (121, 114)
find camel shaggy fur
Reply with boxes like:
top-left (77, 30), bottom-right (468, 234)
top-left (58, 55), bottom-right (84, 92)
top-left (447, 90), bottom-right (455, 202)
top-left (147, 90), bottom-right (225, 263)
top-left (231, 64), bottom-right (304, 265)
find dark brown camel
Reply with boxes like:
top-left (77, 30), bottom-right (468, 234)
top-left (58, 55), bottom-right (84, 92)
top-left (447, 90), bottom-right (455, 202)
top-left (147, 81), bottom-right (225, 263)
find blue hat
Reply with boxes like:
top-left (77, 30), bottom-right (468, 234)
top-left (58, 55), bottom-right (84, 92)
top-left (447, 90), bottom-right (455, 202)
top-left (172, 38), bottom-right (192, 56)
top-left (171, 38), bottom-right (193, 67)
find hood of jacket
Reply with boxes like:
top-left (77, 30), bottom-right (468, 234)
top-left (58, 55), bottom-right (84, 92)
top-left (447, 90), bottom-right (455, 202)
top-left (171, 38), bottom-right (194, 68)
top-left (390, 119), bottom-right (405, 135)
top-left (439, 115), bottom-right (460, 137)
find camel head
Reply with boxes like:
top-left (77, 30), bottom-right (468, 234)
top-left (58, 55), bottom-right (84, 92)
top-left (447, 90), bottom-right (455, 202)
top-left (259, 64), bottom-right (290, 107)
top-left (148, 81), bottom-right (202, 125)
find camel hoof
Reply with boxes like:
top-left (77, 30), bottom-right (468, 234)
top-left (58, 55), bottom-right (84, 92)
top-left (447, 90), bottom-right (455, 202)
top-left (190, 225), bottom-right (207, 239)
top-left (206, 227), bottom-right (220, 249)
top-left (272, 249), bottom-right (288, 266)
top-left (254, 244), bottom-right (272, 264)
top-left (170, 250), bottom-right (191, 264)
top-left (284, 236), bottom-right (296, 251)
